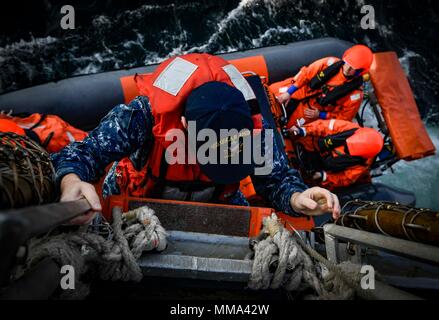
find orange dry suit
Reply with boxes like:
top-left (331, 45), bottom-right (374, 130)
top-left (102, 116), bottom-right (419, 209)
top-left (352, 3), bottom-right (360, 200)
top-left (295, 119), bottom-right (383, 191)
top-left (0, 113), bottom-right (87, 153)
top-left (269, 57), bottom-right (365, 128)
top-left (113, 53), bottom-right (262, 201)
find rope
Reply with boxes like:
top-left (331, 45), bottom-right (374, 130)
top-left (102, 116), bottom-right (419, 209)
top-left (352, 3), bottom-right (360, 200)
top-left (18, 205), bottom-right (168, 300)
top-left (249, 213), bottom-right (362, 300)
top-left (0, 132), bottom-right (56, 208)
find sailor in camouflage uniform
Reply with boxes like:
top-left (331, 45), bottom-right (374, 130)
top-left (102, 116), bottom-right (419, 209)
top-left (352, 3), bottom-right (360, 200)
top-left (52, 54), bottom-right (340, 224)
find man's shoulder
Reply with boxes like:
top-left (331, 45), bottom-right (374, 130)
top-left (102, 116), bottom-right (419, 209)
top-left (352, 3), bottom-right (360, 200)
top-left (312, 56), bottom-right (341, 68)
top-left (109, 96), bottom-right (153, 121)
top-left (127, 95), bottom-right (152, 110)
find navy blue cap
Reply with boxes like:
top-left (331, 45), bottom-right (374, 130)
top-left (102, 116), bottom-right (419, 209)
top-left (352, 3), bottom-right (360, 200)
top-left (185, 81), bottom-right (255, 184)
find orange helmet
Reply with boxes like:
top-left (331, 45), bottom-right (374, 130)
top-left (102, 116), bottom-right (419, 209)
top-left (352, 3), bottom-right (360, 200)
top-left (346, 127), bottom-right (383, 159)
top-left (343, 44), bottom-right (374, 74)
top-left (0, 119), bottom-right (25, 135)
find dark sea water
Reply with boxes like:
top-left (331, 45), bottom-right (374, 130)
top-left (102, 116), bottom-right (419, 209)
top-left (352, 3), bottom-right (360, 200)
top-left (0, 0), bottom-right (438, 209)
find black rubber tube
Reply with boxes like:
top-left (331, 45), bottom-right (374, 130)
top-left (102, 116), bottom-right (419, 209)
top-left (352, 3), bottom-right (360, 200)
top-left (0, 38), bottom-right (352, 131)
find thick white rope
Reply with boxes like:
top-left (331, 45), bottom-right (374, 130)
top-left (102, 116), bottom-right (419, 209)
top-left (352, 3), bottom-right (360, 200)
top-left (249, 213), bottom-right (362, 300)
top-left (20, 205), bottom-right (168, 299)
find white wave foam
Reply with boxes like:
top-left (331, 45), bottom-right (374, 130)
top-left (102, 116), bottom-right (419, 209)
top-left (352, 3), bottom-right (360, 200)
top-left (159, 0), bottom-right (316, 57)
top-left (375, 22), bottom-right (394, 38)
top-left (185, 0), bottom-right (256, 53)
top-left (251, 23), bottom-right (314, 47)
top-left (0, 36), bottom-right (58, 54)
top-left (399, 49), bottom-right (421, 77)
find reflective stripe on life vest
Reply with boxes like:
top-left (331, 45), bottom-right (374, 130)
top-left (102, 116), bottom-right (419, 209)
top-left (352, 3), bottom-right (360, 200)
top-left (153, 57), bottom-right (199, 96)
top-left (222, 64), bottom-right (257, 101)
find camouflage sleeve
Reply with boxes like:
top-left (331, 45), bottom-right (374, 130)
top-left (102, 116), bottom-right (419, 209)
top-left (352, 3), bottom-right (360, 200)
top-left (251, 120), bottom-right (309, 217)
top-left (50, 96), bottom-right (154, 184)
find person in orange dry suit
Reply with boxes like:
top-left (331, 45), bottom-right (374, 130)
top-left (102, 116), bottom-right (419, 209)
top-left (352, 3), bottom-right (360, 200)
top-left (272, 44), bottom-right (374, 128)
top-left (289, 119), bottom-right (384, 191)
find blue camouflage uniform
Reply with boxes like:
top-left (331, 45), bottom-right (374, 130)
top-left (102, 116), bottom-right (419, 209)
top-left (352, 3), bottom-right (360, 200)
top-left (51, 96), bottom-right (308, 216)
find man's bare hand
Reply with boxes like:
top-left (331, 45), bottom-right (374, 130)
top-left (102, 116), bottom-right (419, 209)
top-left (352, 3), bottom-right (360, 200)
top-left (290, 187), bottom-right (341, 219)
top-left (60, 173), bottom-right (102, 225)
top-left (288, 125), bottom-right (301, 136)
top-left (277, 92), bottom-right (291, 105)
top-left (304, 106), bottom-right (320, 119)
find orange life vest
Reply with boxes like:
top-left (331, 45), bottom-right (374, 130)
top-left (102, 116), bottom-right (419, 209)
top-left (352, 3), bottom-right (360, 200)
top-left (0, 113), bottom-right (87, 153)
top-left (0, 118), bottom-right (26, 135)
top-left (115, 53), bottom-right (259, 201)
